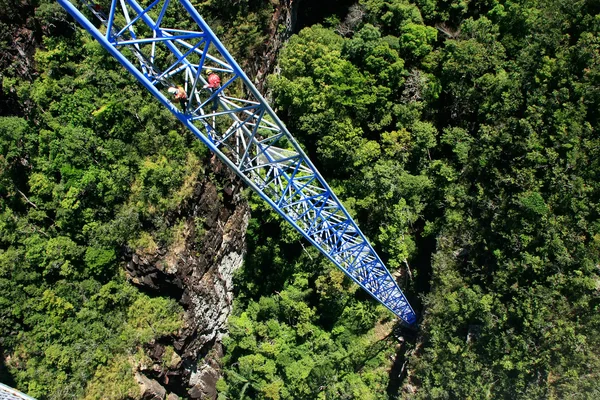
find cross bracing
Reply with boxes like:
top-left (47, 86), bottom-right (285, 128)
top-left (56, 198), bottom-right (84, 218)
top-left (0, 383), bottom-right (36, 400)
top-left (57, 0), bottom-right (417, 325)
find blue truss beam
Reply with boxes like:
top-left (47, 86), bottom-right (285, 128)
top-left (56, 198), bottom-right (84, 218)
top-left (56, 0), bottom-right (417, 325)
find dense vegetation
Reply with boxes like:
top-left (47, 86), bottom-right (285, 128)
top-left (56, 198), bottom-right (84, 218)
top-left (219, 0), bottom-right (600, 399)
top-left (1, 0), bottom-right (599, 399)
top-left (0, 13), bottom-right (196, 400)
top-left (0, 0), bottom-right (230, 397)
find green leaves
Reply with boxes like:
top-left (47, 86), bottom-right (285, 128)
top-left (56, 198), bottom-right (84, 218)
top-left (399, 23), bottom-right (437, 59)
top-left (518, 191), bottom-right (548, 217)
top-left (222, 277), bottom-right (395, 400)
top-left (84, 246), bottom-right (116, 277)
top-left (121, 296), bottom-right (184, 347)
top-left (0, 4), bottom-right (218, 396)
top-left (362, 0), bottom-right (425, 35)
top-left (2, 0), bottom-right (599, 398)
top-left (264, 1), bottom-right (600, 398)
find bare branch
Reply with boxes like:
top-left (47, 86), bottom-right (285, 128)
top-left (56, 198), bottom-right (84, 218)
top-left (402, 69), bottom-right (425, 103)
top-left (16, 188), bottom-right (38, 209)
top-left (403, 259), bottom-right (413, 281)
top-left (436, 22), bottom-right (461, 39)
top-left (336, 4), bottom-right (365, 37)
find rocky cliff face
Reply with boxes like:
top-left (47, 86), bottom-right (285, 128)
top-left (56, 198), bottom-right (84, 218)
top-left (120, 3), bottom-right (301, 394)
top-left (122, 4), bottom-right (301, 396)
top-left (251, 0), bottom-right (299, 93)
top-left (1, 2), bottom-right (294, 397)
top-left (0, 1), bottom-right (39, 117)
top-left (125, 156), bottom-right (249, 399)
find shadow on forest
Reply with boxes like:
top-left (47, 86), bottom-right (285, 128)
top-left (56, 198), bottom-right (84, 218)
top-left (295, 0), bottom-right (356, 32)
top-left (336, 322), bottom-right (417, 379)
top-left (386, 323), bottom-right (419, 397)
top-left (350, 335), bottom-right (394, 373)
top-left (0, 346), bottom-right (16, 387)
top-left (410, 225), bottom-right (436, 313)
top-left (382, 228), bottom-right (435, 397)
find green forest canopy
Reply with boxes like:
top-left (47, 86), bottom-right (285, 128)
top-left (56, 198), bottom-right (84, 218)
top-left (1, 0), bottom-right (599, 399)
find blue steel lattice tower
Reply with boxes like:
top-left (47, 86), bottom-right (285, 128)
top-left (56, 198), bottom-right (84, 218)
top-left (56, 0), bottom-right (417, 325)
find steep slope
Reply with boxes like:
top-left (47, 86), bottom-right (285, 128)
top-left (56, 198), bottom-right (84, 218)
top-left (0, 0), bottom-right (290, 398)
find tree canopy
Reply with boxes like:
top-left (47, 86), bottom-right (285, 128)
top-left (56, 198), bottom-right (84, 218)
top-left (1, 0), bottom-right (599, 399)
top-left (222, 0), bottom-right (600, 398)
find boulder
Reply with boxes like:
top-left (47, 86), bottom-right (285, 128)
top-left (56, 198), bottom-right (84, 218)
top-left (135, 372), bottom-right (166, 400)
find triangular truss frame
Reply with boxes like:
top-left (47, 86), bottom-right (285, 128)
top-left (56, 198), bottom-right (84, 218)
top-left (57, 0), bottom-right (417, 325)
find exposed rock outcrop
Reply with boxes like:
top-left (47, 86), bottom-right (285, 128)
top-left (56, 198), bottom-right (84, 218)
top-left (252, 0), bottom-right (300, 92)
top-left (0, 1), bottom-right (41, 117)
top-left (136, 372), bottom-right (167, 400)
top-left (126, 156), bottom-right (250, 397)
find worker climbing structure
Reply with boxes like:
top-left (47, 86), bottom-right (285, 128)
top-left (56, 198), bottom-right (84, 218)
top-left (56, 0), bottom-right (417, 325)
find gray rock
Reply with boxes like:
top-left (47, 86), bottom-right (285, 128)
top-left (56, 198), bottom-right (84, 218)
top-left (188, 366), bottom-right (219, 399)
top-left (126, 162), bottom-right (249, 395)
top-left (135, 372), bottom-right (166, 400)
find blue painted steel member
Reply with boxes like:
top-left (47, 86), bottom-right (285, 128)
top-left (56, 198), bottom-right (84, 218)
top-left (0, 382), bottom-right (37, 400)
top-left (56, 0), bottom-right (417, 325)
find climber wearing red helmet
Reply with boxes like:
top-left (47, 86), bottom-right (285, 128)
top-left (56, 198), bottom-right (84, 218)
top-left (203, 69), bottom-right (221, 111)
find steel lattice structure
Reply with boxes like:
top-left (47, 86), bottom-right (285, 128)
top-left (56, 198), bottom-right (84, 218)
top-left (56, 0), bottom-right (417, 325)
top-left (0, 383), bottom-right (36, 400)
